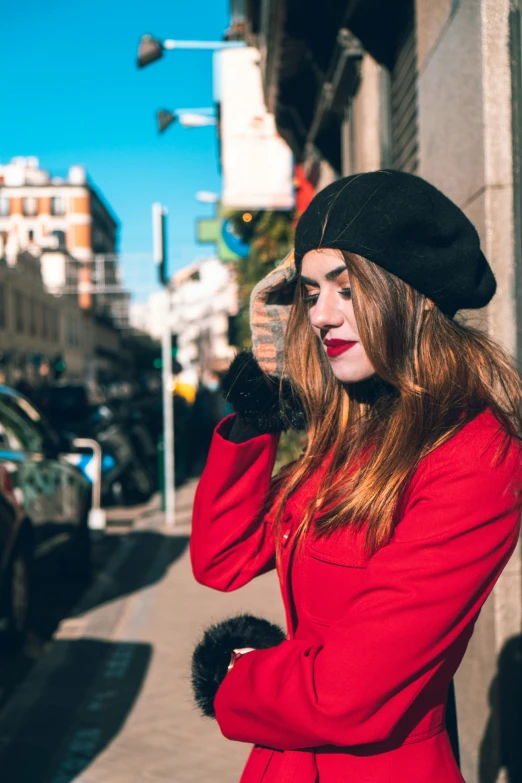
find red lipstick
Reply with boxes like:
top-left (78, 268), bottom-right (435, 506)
top-left (324, 339), bottom-right (357, 358)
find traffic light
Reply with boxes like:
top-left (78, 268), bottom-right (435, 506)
top-left (152, 334), bottom-right (179, 369)
top-left (53, 354), bottom-right (66, 381)
top-left (152, 203), bottom-right (168, 286)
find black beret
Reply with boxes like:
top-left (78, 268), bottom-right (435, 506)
top-left (294, 170), bottom-right (496, 317)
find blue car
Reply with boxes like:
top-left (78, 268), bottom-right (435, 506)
top-left (0, 386), bottom-right (91, 643)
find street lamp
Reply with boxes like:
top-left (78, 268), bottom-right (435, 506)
top-left (196, 191), bottom-right (220, 203)
top-left (157, 109), bottom-right (176, 133)
top-left (137, 33), bottom-right (245, 68)
top-left (156, 109), bottom-right (217, 133)
top-left (177, 113), bottom-right (217, 128)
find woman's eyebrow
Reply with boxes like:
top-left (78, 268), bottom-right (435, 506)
top-left (300, 266), bottom-right (349, 285)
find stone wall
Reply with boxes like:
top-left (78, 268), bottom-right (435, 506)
top-left (415, 1), bottom-right (521, 780)
top-left (344, 1), bottom-right (521, 778)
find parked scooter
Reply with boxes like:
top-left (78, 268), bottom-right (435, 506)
top-left (36, 385), bottom-right (153, 506)
top-left (80, 404), bottom-right (153, 506)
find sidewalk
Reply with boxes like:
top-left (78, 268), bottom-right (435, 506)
top-left (67, 481), bottom-right (285, 783)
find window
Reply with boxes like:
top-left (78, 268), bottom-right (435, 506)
top-left (29, 299), bottom-right (37, 337)
top-left (28, 229), bottom-right (35, 242)
top-left (0, 405), bottom-right (24, 451)
top-left (388, 0), bottom-right (418, 173)
top-left (14, 291), bottom-right (24, 333)
top-left (0, 393), bottom-right (47, 453)
top-left (52, 229), bottom-right (66, 249)
top-left (0, 284), bottom-right (5, 329)
top-left (52, 310), bottom-right (59, 342)
top-left (0, 196), bottom-right (9, 217)
top-left (22, 197), bottom-right (38, 217)
top-left (50, 196), bottom-right (65, 216)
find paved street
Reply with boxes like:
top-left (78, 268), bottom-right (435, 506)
top-left (0, 481), bottom-right (285, 783)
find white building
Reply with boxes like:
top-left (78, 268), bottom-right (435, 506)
top-left (129, 291), bottom-right (166, 340)
top-left (129, 257), bottom-right (238, 375)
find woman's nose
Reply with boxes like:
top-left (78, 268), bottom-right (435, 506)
top-left (310, 294), bottom-right (344, 330)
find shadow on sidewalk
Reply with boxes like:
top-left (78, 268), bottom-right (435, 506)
top-left (479, 634), bottom-right (522, 783)
top-left (29, 531), bottom-right (189, 641)
top-left (72, 530), bottom-right (190, 616)
top-left (0, 637), bottom-right (152, 783)
top-left (0, 531), bottom-right (189, 754)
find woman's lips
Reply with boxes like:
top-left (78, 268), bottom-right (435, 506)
top-left (324, 340), bottom-right (357, 357)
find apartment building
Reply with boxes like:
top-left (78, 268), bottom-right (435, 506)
top-left (0, 252), bottom-right (87, 385)
top-left (130, 257), bottom-right (239, 376)
top-left (0, 156), bottom-right (129, 328)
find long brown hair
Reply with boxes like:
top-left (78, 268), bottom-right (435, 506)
top-left (271, 250), bottom-right (522, 560)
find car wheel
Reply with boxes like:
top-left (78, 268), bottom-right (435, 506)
top-left (4, 544), bottom-right (32, 646)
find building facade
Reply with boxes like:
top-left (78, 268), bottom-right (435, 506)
top-left (129, 291), bottom-right (166, 341)
top-left (0, 250), bottom-right (131, 391)
top-left (130, 258), bottom-right (239, 377)
top-left (0, 156), bottom-right (129, 328)
top-left (170, 258), bottom-right (238, 376)
top-left (0, 252), bottom-right (88, 386)
top-left (233, 1), bottom-right (522, 780)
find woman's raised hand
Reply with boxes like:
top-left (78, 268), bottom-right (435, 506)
top-left (250, 250), bottom-right (297, 377)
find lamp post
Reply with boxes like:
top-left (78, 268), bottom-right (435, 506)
top-left (137, 33), bottom-right (245, 68)
top-left (157, 109), bottom-right (217, 133)
top-left (152, 203), bottom-right (176, 528)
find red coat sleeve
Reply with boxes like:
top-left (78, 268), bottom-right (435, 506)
top-left (190, 414), bottom-right (281, 591)
top-left (214, 425), bottom-right (522, 749)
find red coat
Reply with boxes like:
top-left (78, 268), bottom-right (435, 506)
top-left (191, 410), bottom-right (522, 783)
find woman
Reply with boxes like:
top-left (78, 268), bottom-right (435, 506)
top-left (190, 170), bottom-right (522, 782)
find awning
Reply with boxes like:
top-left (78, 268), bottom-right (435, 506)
top-left (269, 0), bottom-right (413, 168)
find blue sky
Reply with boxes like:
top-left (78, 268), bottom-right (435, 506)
top-left (1, 0), bottom-right (229, 300)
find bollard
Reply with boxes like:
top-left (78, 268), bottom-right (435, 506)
top-left (73, 438), bottom-right (107, 530)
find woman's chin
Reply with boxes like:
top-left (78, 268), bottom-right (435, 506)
top-left (330, 365), bottom-right (376, 384)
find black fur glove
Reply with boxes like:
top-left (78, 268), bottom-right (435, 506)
top-left (221, 351), bottom-right (306, 434)
top-left (191, 613), bottom-right (286, 718)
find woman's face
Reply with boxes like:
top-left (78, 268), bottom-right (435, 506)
top-left (300, 248), bottom-right (375, 384)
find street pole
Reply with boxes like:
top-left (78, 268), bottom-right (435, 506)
top-left (161, 288), bottom-right (175, 527)
top-left (153, 202), bottom-right (175, 527)
top-left (137, 34), bottom-right (246, 69)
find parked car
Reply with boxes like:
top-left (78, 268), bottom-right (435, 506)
top-left (0, 386), bottom-right (92, 643)
top-left (0, 463), bottom-right (28, 643)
